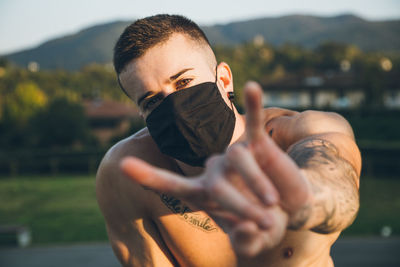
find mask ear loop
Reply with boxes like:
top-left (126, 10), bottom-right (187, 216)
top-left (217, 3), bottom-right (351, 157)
top-left (216, 65), bottom-right (235, 110)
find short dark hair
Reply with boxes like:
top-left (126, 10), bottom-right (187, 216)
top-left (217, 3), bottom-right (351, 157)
top-left (113, 14), bottom-right (211, 75)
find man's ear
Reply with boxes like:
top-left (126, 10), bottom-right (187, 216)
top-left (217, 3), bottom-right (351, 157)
top-left (216, 62), bottom-right (233, 94)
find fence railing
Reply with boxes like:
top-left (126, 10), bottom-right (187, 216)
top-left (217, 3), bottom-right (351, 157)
top-left (0, 148), bottom-right (106, 177)
top-left (0, 144), bottom-right (399, 178)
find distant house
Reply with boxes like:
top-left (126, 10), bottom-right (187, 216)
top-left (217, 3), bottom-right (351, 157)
top-left (261, 72), bottom-right (400, 109)
top-left (83, 100), bottom-right (141, 145)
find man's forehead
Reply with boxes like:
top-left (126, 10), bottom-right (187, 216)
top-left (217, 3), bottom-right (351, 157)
top-left (119, 34), bottom-right (212, 100)
top-left (134, 34), bottom-right (207, 71)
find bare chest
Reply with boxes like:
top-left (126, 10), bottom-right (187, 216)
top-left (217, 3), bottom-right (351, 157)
top-left (146, 191), bottom-right (335, 267)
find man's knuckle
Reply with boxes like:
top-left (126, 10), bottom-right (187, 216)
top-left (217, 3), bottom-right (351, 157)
top-left (226, 143), bottom-right (246, 159)
top-left (208, 180), bottom-right (225, 195)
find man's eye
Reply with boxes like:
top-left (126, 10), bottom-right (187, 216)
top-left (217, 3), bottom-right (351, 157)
top-left (176, 78), bottom-right (192, 90)
top-left (144, 95), bottom-right (162, 110)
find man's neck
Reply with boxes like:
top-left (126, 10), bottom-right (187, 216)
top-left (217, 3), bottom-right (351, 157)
top-left (230, 113), bottom-right (246, 145)
top-left (175, 160), bottom-right (204, 177)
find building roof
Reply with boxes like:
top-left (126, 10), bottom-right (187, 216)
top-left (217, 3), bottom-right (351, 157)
top-left (262, 71), bottom-right (400, 92)
top-left (83, 99), bottom-right (140, 119)
top-left (262, 72), bottom-right (358, 91)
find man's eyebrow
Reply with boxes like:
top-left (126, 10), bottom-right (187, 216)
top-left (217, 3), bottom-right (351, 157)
top-left (169, 68), bottom-right (194, 81)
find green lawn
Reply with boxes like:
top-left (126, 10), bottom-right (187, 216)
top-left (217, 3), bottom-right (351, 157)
top-left (0, 175), bottom-right (398, 245)
top-left (0, 175), bottom-right (108, 245)
top-left (342, 176), bottom-right (400, 237)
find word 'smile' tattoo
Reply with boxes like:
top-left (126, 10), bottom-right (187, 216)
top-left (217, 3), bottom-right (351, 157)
top-left (288, 138), bottom-right (359, 233)
top-left (159, 193), bottom-right (218, 233)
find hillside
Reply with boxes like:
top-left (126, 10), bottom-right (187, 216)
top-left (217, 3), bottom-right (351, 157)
top-left (204, 14), bottom-right (400, 50)
top-left (4, 14), bottom-right (400, 70)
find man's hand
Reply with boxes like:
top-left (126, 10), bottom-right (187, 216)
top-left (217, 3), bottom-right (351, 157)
top-left (120, 82), bottom-right (312, 256)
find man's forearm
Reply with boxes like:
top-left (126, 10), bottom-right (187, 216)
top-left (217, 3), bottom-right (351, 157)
top-left (286, 138), bottom-right (360, 233)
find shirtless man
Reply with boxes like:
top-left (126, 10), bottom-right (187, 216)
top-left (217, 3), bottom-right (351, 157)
top-left (96, 14), bottom-right (361, 266)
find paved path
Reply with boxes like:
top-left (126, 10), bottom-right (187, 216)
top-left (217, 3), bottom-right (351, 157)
top-left (0, 243), bottom-right (120, 267)
top-left (1, 237), bottom-right (399, 266)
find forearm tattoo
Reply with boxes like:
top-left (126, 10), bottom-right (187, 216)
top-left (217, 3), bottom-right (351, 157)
top-left (288, 139), bottom-right (360, 233)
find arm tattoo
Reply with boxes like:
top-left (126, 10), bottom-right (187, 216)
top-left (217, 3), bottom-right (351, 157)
top-left (288, 139), bottom-right (360, 234)
top-left (158, 193), bottom-right (218, 233)
top-left (141, 184), bottom-right (218, 232)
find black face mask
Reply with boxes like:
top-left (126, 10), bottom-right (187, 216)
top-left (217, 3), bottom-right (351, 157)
top-left (145, 81), bottom-right (236, 167)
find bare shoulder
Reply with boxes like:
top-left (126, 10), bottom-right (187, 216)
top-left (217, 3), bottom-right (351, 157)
top-left (96, 127), bottom-right (174, 224)
top-left (263, 107), bottom-right (356, 150)
top-left (99, 127), bottom-right (163, 167)
top-left (264, 108), bottom-right (353, 136)
top-left (96, 128), bottom-right (178, 265)
top-left (295, 110), bottom-right (355, 139)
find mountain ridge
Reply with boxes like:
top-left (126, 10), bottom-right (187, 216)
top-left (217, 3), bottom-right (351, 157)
top-left (4, 14), bottom-right (400, 70)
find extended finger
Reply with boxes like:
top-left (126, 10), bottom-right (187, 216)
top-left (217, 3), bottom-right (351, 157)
top-left (120, 156), bottom-right (203, 198)
top-left (255, 140), bottom-right (311, 213)
top-left (244, 81), bottom-right (265, 142)
top-left (226, 144), bottom-right (279, 205)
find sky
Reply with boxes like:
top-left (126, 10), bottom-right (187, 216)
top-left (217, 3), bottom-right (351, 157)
top-left (0, 0), bottom-right (399, 55)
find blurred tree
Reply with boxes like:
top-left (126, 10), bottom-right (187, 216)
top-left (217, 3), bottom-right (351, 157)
top-left (0, 42), bottom-right (398, 151)
top-left (76, 63), bottom-right (125, 101)
top-left (28, 98), bottom-right (97, 148)
top-left (315, 42), bottom-right (362, 70)
top-left (214, 42), bottom-right (276, 110)
top-left (2, 81), bottom-right (47, 125)
top-left (0, 81), bottom-right (47, 148)
top-left (275, 43), bottom-right (314, 72)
